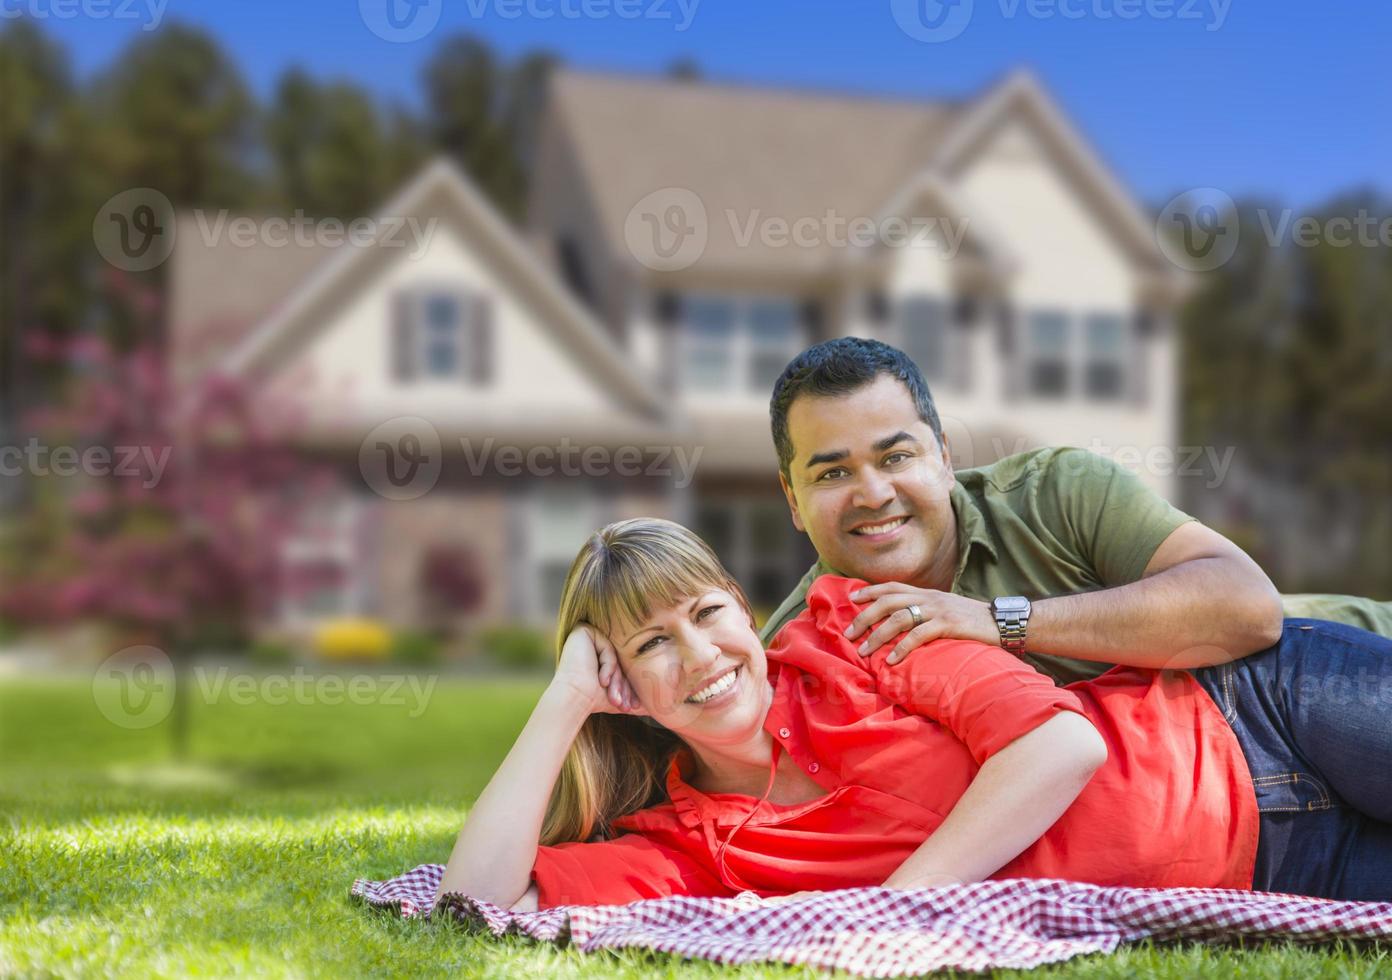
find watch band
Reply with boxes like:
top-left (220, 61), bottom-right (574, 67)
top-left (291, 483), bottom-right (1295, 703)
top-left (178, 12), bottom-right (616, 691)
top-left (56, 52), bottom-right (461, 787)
top-left (991, 597), bottom-right (1031, 655)
top-left (996, 617), bottom-right (1028, 655)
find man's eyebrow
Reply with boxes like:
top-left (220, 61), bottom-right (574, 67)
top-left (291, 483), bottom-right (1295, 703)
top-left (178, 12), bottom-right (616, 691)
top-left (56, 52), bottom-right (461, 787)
top-left (622, 595), bottom-right (704, 645)
top-left (803, 432), bottom-right (921, 470)
top-left (873, 431), bottom-right (921, 453)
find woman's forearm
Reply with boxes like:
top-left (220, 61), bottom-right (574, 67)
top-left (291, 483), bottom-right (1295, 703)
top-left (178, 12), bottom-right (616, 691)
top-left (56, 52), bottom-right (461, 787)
top-left (883, 711), bottom-right (1106, 889)
top-left (434, 683), bottom-right (592, 908)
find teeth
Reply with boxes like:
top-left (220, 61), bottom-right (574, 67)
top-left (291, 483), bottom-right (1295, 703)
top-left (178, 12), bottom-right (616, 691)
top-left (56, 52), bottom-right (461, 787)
top-left (855, 517), bottom-right (907, 536)
top-left (687, 668), bottom-right (738, 704)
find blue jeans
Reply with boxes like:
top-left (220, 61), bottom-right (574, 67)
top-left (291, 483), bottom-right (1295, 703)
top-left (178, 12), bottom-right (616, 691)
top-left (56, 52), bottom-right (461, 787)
top-left (1190, 619), bottom-right (1392, 901)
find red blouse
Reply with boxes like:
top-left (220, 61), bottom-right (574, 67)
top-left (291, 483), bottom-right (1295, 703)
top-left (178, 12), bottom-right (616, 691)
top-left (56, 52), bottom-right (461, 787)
top-left (531, 576), bottom-right (1259, 907)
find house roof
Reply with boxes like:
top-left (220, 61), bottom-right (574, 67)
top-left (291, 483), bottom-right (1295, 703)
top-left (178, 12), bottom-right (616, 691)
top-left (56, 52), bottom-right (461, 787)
top-left (545, 68), bottom-right (969, 276)
top-left (168, 215), bottom-right (334, 389)
top-left (543, 68), bottom-right (1176, 286)
top-left (171, 159), bottom-right (669, 420)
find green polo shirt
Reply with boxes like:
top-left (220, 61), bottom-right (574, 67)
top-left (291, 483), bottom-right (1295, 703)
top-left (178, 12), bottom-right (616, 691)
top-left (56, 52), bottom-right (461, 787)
top-left (759, 447), bottom-right (1392, 686)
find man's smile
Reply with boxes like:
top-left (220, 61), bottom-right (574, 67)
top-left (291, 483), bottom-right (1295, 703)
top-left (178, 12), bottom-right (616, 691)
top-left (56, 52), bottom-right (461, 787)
top-left (848, 515), bottom-right (912, 541)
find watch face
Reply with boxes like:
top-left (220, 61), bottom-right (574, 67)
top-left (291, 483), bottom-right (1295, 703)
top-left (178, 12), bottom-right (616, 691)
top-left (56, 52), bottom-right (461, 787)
top-left (994, 596), bottom-right (1030, 613)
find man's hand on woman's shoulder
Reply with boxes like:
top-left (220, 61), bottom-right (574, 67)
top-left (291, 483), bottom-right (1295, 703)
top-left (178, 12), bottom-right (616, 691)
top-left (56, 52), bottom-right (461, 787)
top-left (841, 582), bottom-right (999, 664)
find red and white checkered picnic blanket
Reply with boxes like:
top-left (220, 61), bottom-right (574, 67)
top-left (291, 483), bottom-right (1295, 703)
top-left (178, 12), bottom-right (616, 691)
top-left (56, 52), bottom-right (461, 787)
top-left (351, 864), bottom-right (1392, 974)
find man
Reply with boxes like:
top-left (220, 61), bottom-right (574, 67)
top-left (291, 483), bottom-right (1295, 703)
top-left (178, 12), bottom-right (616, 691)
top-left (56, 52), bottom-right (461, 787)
top-left (761, 337), bottom-right (1392, 682)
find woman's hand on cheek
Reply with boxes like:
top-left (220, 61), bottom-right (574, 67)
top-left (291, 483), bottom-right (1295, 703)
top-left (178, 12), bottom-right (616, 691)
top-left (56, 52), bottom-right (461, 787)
top-left (554, 624), bottom-right (647, 717)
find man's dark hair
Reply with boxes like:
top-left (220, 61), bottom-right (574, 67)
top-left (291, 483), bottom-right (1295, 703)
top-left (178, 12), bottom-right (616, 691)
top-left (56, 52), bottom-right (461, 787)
top-left (769, 337), bottom-right (943, 478)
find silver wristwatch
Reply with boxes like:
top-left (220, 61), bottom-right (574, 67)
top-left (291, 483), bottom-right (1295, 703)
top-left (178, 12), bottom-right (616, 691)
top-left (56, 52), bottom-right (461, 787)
top-left (990, 596), bottom-right (1031, 654)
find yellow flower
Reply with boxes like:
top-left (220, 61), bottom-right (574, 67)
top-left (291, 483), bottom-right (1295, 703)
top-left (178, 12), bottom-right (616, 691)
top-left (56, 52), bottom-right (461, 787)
top-left (313, 618), bottom-right (392, 662)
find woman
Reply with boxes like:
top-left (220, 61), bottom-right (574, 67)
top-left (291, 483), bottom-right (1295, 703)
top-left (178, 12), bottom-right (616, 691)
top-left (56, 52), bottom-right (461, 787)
top-left (436, 519), bottom-right (1392, 911)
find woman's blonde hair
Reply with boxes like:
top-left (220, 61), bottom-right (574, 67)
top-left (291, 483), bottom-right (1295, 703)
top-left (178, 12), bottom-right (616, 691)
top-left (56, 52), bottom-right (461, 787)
top-left (539, 517), bottom-right (754, 845)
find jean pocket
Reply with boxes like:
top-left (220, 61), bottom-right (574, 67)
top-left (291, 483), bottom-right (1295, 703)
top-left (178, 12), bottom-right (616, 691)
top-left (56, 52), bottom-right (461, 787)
top-left (1250, 772), bottom-right (1333, 813)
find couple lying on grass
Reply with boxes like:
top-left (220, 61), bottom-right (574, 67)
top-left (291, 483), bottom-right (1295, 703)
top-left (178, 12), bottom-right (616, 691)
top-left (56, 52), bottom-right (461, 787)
top-left (437, 338), bottom-right (1392, 910)
top-left (435, 516), bottom-right (1392, 911)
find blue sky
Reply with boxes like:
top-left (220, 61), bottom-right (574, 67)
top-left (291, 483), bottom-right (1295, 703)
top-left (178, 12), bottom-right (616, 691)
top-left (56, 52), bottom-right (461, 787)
top-left (24, 0), bottom-right (1390, 209)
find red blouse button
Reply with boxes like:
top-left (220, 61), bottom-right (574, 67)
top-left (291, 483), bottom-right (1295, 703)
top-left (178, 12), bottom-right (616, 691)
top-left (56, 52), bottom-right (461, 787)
top-left (778, 727), bottom-right (791, 738)
top-left (808, 762), bottom-right (820, 774)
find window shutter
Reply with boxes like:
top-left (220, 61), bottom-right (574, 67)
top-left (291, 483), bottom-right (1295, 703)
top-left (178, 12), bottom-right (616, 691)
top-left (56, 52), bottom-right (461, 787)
top-left (1130, 315), bottom-right (1151, 407)
top-left (391, 290), bottom-right (417, 382)
top-left (996, 301), bottom-right (1019, 402)
top-left (468, 293), bottom-right (493, 385)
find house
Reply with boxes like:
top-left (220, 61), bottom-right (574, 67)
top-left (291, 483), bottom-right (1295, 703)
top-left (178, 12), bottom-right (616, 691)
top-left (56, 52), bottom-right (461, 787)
top-left (168, 67), bottom-right (1183, 639)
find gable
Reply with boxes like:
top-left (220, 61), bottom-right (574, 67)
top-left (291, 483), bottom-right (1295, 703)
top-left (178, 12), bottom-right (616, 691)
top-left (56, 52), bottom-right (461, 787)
top-left (221, 161), bottom-right (668, 439)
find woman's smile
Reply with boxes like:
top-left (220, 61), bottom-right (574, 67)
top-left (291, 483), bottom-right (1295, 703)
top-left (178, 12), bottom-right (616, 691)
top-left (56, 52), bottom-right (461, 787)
top-left (686, 665), bottom-right (742, 705)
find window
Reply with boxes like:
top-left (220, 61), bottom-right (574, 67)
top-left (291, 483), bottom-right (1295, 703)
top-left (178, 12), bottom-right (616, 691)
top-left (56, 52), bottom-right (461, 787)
top-left (896, 295), bottom-right (949, 382)
top-left (531, 488), bottom-right (600, 619)
top-left (423, 294), bottom-right (462, 377)
top-left (677, 294), bottom-right (806, 394)
top-left (393, 286), bottom-right (491, 384)
top-left (1084, 314), bottom-right (1127, 400)
top-left (1019, 309), bottom-right (1132, 401)
top-left (279, 497), bottom-right (364, 626)
top-left (682, 296), bottom-right (736, 390)
top-left (1025, 311), bottom-right (1070, 398)
top-left (696, 498), bottom-right (812, 612)
top-left (748, 299), bottom-right (802, 389)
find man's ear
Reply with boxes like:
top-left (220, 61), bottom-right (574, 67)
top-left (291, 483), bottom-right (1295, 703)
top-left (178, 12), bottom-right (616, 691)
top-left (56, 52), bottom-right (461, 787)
top-left (778, 470), bottom-right (806, 533)
top-left (937, 431), bottom-right (955, 479)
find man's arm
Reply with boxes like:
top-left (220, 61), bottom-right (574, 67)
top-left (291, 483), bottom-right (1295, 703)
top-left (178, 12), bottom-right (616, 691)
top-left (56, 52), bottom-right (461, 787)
top-left (883, 711), bottom-right (1106, 888)
top-left (846, 521), bottom-right (1284, 670)
top-left (1026, 520), bottom-right (1283, 668)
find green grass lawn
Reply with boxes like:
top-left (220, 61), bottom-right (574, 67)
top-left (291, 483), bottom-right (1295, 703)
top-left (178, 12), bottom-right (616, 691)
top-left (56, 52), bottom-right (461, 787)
top-left (3, 671), bottom-right (1390, 978)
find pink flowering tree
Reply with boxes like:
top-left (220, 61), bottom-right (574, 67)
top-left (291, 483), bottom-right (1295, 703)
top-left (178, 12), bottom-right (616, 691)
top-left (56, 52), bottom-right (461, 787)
top-left (0, 271), bottom-right (340, 754)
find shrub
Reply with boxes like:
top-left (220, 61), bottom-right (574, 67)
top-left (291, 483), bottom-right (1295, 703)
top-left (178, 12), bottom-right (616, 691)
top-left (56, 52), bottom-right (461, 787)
top-left (249, 638), bottom-right (295, 666)
top-left (313, 618), bottom-right (392, 662)
top-left (479, 624), bottom-right (552, 671)
top-left (392, 630), bottom-right (441, 667)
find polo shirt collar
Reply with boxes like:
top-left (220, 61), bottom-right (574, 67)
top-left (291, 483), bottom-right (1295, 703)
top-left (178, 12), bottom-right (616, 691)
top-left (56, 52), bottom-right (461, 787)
top-left (949, 480), bottom-right (998, 586)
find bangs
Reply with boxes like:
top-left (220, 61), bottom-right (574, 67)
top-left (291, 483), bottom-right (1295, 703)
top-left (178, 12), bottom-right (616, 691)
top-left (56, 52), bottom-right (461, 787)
top-left (562, 520), bottom-right (744, 640)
